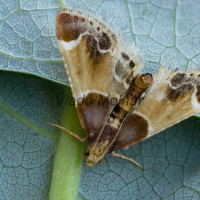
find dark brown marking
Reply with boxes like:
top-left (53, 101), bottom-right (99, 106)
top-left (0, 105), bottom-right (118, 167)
top-left (99, 32), bottom-right (111, 50)
top-left (121, 52), bottom-right (130, 61)
top-left (99, 124), bottom-right (118, 144)
top-left (197, 85), bottom-right (200, 103)
top-left (85, 34), bottom-right (101, 61)
top-left (113, 104), bottom-right (121, 114)
top-left (115, 60), bottom-right (124, 77)
top-left (113, 78), bottom-right (126, 94)
top-left (110, 104), bottom-right (121, 119)
top-left (109, 113), bottom-right (149, 151)
top-left (171, 73), bottom-right (187, 87)
top-left (97, 27), bottom-right (100, 31)
top-left (125, 71), bottom-right (133, 85)
top-left (76, 93), bottom-right (109, 144)
top-left (129, 60), bottom-right (135, 69)
top-left (56, 12), bottom-right (86, 42)
top-left (167, 83), bottom-right (193, 101)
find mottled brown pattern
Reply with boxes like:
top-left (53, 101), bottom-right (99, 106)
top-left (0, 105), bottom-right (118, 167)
top-left (121, 52), bottom-right (130, 60)
top-left (167, 84), bottom-right (194, 101)
top-left (167, 72), bottom-right (200, 101)
top-left (112, 78), bottom-right (126, 96)
top-left (170, 72), bottom-right (196, 87)
top-left (84, 35), bottom-right (101, 62)
top-left (171, 73), bottom-right (186, 86)
top-left (99, 32), bottom-right (111, 50)
top-left (114, 59), bottom-right (133, 84)
top-left (125, 71), bottom-right (133, 85)
top-left (114, 60), bottom-right (124, 77)
top-left (56, 10), bottom-right (113, 52)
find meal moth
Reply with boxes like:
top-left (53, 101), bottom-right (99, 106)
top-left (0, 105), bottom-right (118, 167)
top-left (50, 8), bottom-right (200, 168)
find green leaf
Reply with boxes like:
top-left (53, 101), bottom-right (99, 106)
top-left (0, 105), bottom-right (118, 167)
top-left (0, 0), bottom-right (200, 199)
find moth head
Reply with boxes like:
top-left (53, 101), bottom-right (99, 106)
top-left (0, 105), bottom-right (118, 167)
top-left (84, 150), bottom-right (103, 167)
top-left (84, 141), bottom-right (109, 167)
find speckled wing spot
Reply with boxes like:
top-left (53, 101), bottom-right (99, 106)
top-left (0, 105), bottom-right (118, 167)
top-left (167, 83), bottom-right (194, 101)
top-left (121, 52), bottom-right (130, 61)
top-left (99, 32), bottom-right (111, 50)
top-left (112, 47), bottom-right (142, 98)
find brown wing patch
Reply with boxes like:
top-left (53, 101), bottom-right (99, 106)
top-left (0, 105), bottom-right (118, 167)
top-left (84, 34), bottom-right (101, 63)
top-left (110, 113), bottom-right (149, 151)
top-left (171, 73), bottom-right (186, 86)
top-left (76, 92), bottom-right (109, 143)
top-left (99, 32), bottom-right (111, 50)
top-left (56, 9), bottom-right (116, 50)
top-left (56, 12), bottom-right (86, 42)
top-left (197, 85), bottom-right (200, 102)
top-left (121, 52), bottom-right (130, 61)
top-left (167, 83), bottom-right (194, 101)
top-left (115, 60), bottom-right (127, 78)
top-left (129, 60), bottom-right (135, 69)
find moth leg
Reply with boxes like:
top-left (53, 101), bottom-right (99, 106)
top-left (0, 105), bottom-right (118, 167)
top-left (45, 122), bottom-right (86, 142)
top-left (111, 151), bottom-right (145, 170)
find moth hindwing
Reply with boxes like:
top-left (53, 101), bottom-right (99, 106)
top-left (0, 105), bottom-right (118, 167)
top-left (55, 8), bottom-right (200, 167)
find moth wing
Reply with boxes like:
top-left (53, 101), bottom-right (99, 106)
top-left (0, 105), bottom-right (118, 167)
top-left (112, 66), bottom-right (200, 150)
top-left (55, 8), bottom-right (142, 139)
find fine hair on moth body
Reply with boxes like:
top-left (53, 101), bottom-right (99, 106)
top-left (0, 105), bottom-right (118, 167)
top-left (46, 7), bottom-right (200, 170)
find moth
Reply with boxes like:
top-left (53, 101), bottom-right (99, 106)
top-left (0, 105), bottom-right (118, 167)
top-left (48, 8), bottom-right (200, 168)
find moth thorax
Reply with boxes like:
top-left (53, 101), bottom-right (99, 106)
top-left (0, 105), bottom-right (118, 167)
top-left (84, 141), bottom-right (109, 167)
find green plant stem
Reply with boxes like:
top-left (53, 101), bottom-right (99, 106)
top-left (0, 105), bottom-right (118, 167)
top-left (49, 87), bottom-right (85, 200)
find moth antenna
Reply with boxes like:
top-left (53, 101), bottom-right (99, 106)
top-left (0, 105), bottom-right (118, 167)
top-left (111, 152), bottom-right (145, 170)
top-left (44, 122), bottom-right (86, 143)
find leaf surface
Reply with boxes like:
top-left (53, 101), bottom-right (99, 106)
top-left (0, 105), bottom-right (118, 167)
top-left (0, 0), bottom-right (200, 199)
